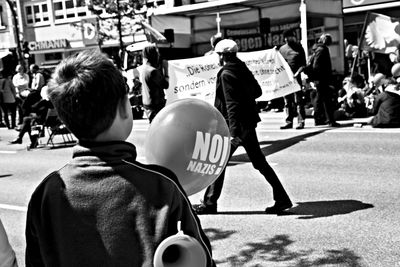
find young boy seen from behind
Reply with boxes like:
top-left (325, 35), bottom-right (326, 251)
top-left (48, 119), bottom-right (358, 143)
top-left (25, 51), bottom-right (215, 267)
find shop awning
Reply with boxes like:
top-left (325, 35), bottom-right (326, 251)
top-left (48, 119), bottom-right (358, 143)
top-left (152, 0), bottom-right (298, 16)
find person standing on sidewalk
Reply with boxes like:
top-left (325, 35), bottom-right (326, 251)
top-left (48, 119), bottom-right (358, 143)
top-left (139, 45), bottom-right (169, 123)
top-left (279, 29), bottom-right (307, 130)
top-left (308, 33), bottom-right (340, 127)
top-left (12, 65), bottom-right (30, 126)
top-left (0, 70), bottom-right (17, 130)
top-left (193, 39), bottom-right (292, 215)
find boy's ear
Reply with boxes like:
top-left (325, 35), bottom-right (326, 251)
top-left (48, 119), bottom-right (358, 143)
top-left (118, 96), bottom-right (130, 119)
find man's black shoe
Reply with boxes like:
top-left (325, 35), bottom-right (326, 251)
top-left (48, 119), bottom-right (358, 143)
top-left (295, 123), bottom-right (305, 130)
top-left (192, 203), bottom-right (217, 215)
top-left (328, 122), bottom-right (340, 127)
top-left (9, 138), bottom-right (22, 144)
top-left (280, 123), bottom-right (293, 130)
top-left (265, 202), bottom-right (293, 214)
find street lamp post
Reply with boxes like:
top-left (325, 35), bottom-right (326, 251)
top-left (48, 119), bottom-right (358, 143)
top-left (6, 0), bottom-right (24, 67)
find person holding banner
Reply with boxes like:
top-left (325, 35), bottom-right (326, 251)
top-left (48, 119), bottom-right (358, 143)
top-left (139, 44), bottom-right (169, 123)
top-left (307, 34), bottom-right (340, 127)
top-left (193, 39), bottom-right (292, 215)
top-left (25, 51), bottom-right (215, 267)
top-left (279, 29), bottom-right (307, 130)
top-left (204, 33), bottom-right (222, 56)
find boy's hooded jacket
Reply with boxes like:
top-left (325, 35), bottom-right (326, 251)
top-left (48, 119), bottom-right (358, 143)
top-left (25, 141), bottom-right (214, 267)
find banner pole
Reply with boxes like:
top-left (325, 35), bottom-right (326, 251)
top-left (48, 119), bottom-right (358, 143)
top-left (354, 11), bottom-right (371, 78)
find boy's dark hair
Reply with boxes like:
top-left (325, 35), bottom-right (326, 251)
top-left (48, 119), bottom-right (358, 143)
top-left (47, 50), bottom-right (126, 140)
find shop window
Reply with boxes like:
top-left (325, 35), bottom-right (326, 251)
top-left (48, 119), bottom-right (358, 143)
top-left (44, 52), bottom-right (63, 61)
top-left (53, 0), bottom-right (89, 22)
top-left (25, 2), bottom-right (50, 26)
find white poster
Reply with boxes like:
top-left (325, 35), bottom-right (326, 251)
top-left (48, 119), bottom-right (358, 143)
top-left (166, 48), bottom-right (300, 105)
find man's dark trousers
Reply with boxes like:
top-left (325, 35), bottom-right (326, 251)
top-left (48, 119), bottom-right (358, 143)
top-left (283, 90), bottom-right (305, 124)
top-left (203, 128), bottom-right (291, 206)
top-left (314, 81), bottom-right (336, 124)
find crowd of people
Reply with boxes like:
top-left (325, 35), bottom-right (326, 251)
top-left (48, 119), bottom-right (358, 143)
top-left (272, 33), bottom-right (400, 129)
top-left (1, 32), bottom-right (400, 266)
top-left (0, 64), bottom-right (53, 149)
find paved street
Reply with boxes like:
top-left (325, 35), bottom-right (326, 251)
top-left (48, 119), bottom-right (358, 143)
top-left (1, 111), bottom-right (400, 266)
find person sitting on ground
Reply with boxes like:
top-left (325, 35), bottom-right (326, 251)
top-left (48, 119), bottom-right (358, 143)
top-left (336, 73), bottom-right (368, 119)
top-left (364, 73), bottom-right (388, 114)
top-left (9, 89), bottom-right (52, 148)
top-left (25, 51), bottom-right (215, 267)
top-left (369, 64), bottom-right (400, 128)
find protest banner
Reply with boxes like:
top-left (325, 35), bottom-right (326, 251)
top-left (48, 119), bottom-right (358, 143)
top-left (166, 48), bottom-right (300, 105)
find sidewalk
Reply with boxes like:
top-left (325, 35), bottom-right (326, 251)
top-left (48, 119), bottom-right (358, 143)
top-left (258, 110), bottom-right (374, 128)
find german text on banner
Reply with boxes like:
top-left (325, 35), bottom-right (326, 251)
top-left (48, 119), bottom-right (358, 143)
top-left (166, 48), bottom-right (300, 105)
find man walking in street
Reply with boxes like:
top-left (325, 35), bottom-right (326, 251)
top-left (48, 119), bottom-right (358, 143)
top-left (193, 39), bottom-right (292, 215)
top-left (279, 29), bottom-right (307, 130)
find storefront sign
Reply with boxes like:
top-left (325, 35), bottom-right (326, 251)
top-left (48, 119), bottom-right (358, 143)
top-left (225, 27), bottom-right (265, 52)
top-left (28, 39), bottom-right (69, 51)
top-left (82, 18), bottom-right (98, 46)
top-left (269, 21), bottom-right (301, 47)
top-left (343, 0), bottom-right (398, 8)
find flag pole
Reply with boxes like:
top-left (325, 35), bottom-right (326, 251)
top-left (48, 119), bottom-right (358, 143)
top-left (352, 11), bottom-right (371, 79)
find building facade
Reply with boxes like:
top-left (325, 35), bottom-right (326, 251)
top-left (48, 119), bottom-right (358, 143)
top-left (3, 0), bottom-right (398, 74)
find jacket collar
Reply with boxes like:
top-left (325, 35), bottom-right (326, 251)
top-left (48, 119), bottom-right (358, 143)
top-left (73, 141), bottom-right (137, 162)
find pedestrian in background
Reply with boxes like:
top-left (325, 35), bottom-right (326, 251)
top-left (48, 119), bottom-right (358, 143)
top-left (204, 33), bottom-right (222, 56)
top-left (307, 33), bottom-right (340, 127)
top-left (279, 29), bottom-right (307, 130)
top-left (193, 39), bottom-right (292, 215)
top-left (12, 65), bottom-right (30, 126)
top-left (139, 45), bottom-right (169, 123)
top-left (29, 64), bottom-right (45, 92)
top-left (0, 70), bottom-right (17, 129)
top-left (25, 51), bottom-right (215, 267)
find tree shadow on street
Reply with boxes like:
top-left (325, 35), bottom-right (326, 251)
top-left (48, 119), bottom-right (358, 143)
top-left (279, 200), bottom-right (374, 219)
top-left (207, 233), bottom-right (362, 266)
top-left (229, 129), bottom-right (327, 165)
top-left (204, 228), bottom-right (236, 242)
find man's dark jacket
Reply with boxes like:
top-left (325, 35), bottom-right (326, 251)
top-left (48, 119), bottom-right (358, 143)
top-left (215, 57), bottom-right (261, 139)
top-left (310, 43), bottom-right (332, 82)
top-left (371, 90), bottom-right (400, 128)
